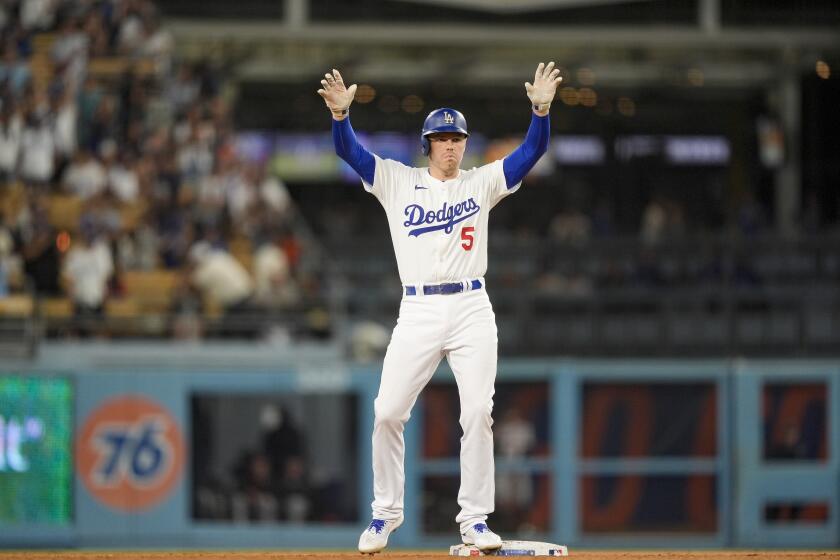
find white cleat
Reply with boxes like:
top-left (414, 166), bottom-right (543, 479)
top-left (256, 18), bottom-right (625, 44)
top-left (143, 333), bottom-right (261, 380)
top-left (358, 517), bottom-right (403, 554)
top-left (461, 522), bottom-right (503, 551)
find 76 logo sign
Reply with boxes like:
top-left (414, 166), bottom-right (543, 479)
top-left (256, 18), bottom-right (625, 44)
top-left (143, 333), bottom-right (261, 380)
top-left (77, 396), bottom-right (185, 511)
top-left (92, 416), bottom-right (172, 487)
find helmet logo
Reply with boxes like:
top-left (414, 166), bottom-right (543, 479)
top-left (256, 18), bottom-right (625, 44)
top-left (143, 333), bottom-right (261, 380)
top-left (443, 112), bottom-right (454, 124)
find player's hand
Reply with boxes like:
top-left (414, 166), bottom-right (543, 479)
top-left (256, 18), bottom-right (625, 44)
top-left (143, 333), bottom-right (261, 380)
top-left (525, 61), bottom-right (562, 115)
top-left (317, 69), bottom-right (357, 119)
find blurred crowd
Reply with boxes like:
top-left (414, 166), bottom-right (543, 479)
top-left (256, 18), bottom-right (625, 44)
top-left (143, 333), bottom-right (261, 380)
top-left (0, 0), bottom-right (317, 339)
top-left (1, 1), bottom-right (834, 347)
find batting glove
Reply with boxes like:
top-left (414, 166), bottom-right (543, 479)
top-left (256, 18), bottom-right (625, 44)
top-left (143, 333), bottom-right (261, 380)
top-left (317, 69), bottom-right (357, 119)
top-left (525, 61), bottom-right (562, 115)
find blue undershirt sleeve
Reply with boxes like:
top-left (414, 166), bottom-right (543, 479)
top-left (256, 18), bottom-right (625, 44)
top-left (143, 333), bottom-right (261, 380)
top-left (502, 112), bottom-right (550, 189)
top-left (332, 117), bottom-right (376, 186)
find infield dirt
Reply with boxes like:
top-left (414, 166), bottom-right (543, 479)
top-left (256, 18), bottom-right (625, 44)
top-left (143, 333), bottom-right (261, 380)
top-left (1, 551), bottom-right (839, 560)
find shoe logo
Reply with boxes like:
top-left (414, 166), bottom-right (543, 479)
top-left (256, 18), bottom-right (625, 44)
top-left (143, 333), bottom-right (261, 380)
top-left (368, 519), bottom-right (386, 534)
top-left (473, 523), bottom-right (488, 533)
top-left (414, 184), bottom-right (428, 190)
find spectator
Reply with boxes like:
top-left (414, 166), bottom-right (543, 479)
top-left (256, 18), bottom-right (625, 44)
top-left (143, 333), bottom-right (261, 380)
top-left (547, 207), bottom-right (590, 244)
top-left (116, 211), bottom-right (159, 271)
top-left (192, 166), bottom-right (226, 230)
top-left (0, 104), bottom-right (22, 183)
top-left (222, 162), bottom-right (255, 225)
top-left (50, 17), bottom-right (89, 92)
top-left (62, 221), bottom-right (113, 336)
top-left (0, 40), bottom-right (31, 97)
top-left (349, 320), bottom-right (390, 361)
top-left (165, 64), bottom-right (200, 115)
top-left (0, 211), bottom-right (20, 296)
top-left (7, 20), bottom-right (33, 59)
top-left (51, 87), bottom-right (78, 162)
top-left (115, 1), bottom-right (146, 55)
top-left (19, 195), bottom-right (61, 295)
top-left (101, 140), bottom-right (139, 202)
top-left (19, 0), bottom-right (57, 32)
top-left (260, 404), bottom-right (304, 482)
top-left (641, 197), bottom-right (667, 244)
top-left (117, 67), bottom-right (149, 139)
top-left (177, 127), bottom-right (214, 182)
top-left (187, 240), bottom-right (255, 334)
top-left (279, 456), bottom-right (311, 523)
top-left (82, 7), bottom-right (111, 58)
top-left (168, 272), bottom-right (203, 340)
top-left (157, 205), bottom-right (193, 269)
top-left (253, 231), bottom-right (298, 309)
top-left (495, 407), bottom-right (536, 526)
top-left (535, 266), bottom-right (593, 297)
top-left (76, 76), bottom-right (103, 147)
top-left (62, 148), bottom-right (106, 199)
top-left (256, 166), bottom-right (293, 219)
top-left (85, 93), bottom-right (117, 152)
top-left (139, 14), bottom-right (173, 73)
top-left (81, 191), bottom-right (123, 239)
top-left (18, 110), bottom-right (54, 186)
top-left (230, 451), bottom-right (279, 522)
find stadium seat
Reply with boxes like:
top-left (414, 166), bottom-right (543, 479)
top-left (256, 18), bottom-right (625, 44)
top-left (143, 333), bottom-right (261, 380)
top-left (229, 237), bottom-right (253, 272)
top-left (88, 57), bottom-right (156, 81)
top-left (1, 181), bottom-right (26, 219)
top-left (48, 195), bottom-right (83, 232)
top-left (121, 269), bottom-right (180, 313)
top-left (40, 297), bottom-right (73, 319)
top-left (105, 298), bottom-right (140, 318)
top-left (0, 295), bottom-right (34, 317)
top-left (120, 201), bottom-right (148, 231)
top-left (30, 33), bottom-right (56, 89)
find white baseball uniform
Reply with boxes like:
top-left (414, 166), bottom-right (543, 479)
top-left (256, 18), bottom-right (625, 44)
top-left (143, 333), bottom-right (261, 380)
top-left (364, 154), bottom-right (521, 532)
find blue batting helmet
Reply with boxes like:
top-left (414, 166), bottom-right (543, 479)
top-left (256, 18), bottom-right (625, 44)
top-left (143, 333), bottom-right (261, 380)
top-left (421, 108), bottom-right (469, 156)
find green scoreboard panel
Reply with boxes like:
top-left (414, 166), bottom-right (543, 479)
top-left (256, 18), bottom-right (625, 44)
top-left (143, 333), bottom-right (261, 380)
top-left (0, 376), bottom-right (73, 524)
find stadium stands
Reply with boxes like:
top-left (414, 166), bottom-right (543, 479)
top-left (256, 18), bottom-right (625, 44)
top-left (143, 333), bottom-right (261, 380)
top-left (1, 0), bottom-right (838, 358)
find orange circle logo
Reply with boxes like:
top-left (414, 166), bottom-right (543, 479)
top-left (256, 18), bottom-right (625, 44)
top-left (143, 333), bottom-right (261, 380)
top-left (77, 395), bottom-right (185, 512)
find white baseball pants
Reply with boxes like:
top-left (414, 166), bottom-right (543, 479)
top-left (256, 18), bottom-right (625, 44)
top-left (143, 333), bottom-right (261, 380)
top-left (370, 287), bottom-right (497, 533)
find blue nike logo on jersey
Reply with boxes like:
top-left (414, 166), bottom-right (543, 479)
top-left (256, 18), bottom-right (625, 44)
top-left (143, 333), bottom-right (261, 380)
top-left (414, 184), bottom-right (428, 190)
top-left (403, 198), bottom-right (480, 237)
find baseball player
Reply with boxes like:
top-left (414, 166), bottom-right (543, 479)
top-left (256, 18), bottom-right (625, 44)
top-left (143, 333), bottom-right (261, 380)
top-left (318, 62), bottom-right (561, 554)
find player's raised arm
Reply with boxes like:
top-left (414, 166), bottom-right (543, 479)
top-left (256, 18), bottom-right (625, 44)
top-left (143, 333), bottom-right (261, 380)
top-left (318, 69), bottom-right (375, 185)
top-left (502, 62), bottom-right (563, 188)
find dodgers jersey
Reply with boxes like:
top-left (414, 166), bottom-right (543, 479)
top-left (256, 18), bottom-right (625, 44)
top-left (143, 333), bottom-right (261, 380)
top-left (363, 156), bottom-right (520, 285)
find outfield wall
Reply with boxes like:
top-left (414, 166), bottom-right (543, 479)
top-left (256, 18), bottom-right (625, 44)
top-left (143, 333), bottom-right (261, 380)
top-left (0, 343), bottom-right (836, 549)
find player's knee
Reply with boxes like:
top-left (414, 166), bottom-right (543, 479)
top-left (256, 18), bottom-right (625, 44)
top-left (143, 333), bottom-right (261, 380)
top-left (459, 401), bottom-right (493, 428)
top-left (374, 400), bottom-right (408, 428)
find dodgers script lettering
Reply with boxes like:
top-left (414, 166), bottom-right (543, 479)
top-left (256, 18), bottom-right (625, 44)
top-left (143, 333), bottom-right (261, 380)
top-left (403, 198), bottom-right (480, 237)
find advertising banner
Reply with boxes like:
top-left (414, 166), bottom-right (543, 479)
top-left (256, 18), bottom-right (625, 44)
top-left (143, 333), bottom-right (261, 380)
top-left (0, 376), bottom-right (73, 525)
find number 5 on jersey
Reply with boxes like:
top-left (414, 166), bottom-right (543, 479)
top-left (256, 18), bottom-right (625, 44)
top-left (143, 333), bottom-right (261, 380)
top-left (461, 226), bottom-right (475, 251)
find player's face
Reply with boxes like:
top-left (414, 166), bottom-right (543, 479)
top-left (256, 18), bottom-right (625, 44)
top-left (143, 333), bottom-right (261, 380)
top-left (428, 132), bottom-right (467, 172)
